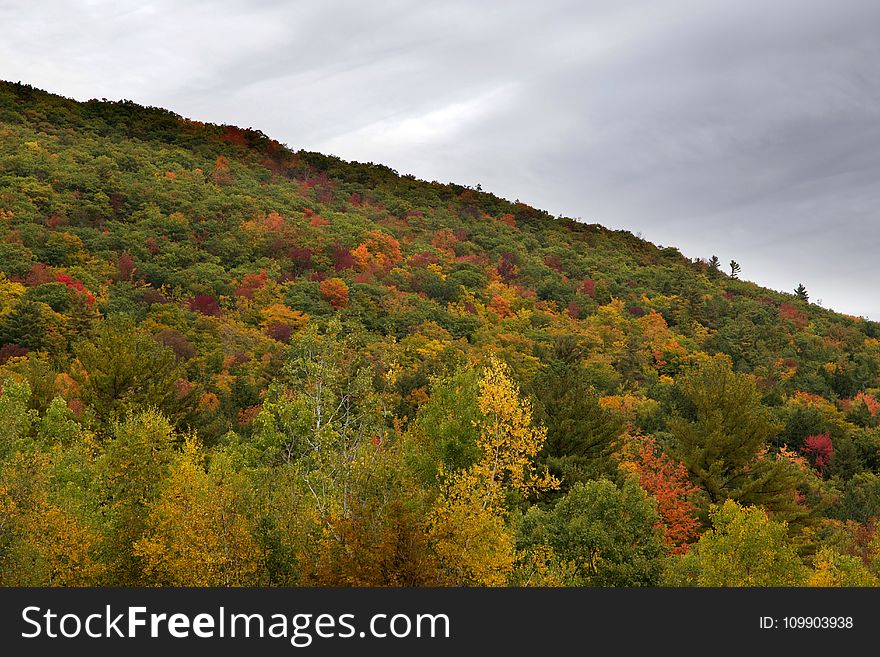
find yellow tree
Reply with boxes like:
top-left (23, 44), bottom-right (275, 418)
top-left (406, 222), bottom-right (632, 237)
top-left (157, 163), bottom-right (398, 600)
top-left (473, 357), bottom-right (558, 499)
top-left (134, 438), bottom-right (261, 586)
top-left (427, 358), bottom-right (558, 585)
top-left (260, 303), bottom-right (308, 331)
top-left (808, 547), bottom-right (877, 587)
top-left (427, 468), bottom-right (515, 586)
top-left (22, 498), bottom-right (106, 586)
top-left (0, 273), bottom-right (25, 315)
top-left (0, 450), bottom-right (105, 586)
top-left (0, 484), bottom-right (18, 584)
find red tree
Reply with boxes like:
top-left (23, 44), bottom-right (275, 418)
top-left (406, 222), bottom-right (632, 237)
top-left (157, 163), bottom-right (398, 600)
top-left (331, 244), bottom-right (356, 271)
top-left (235, 271), bottom-right (268, 300)
top-left (266, 323), bottom-right (295, 343)
top-left (289, 247), bottom-right (313, 273)
top-left (580, 278), bottom-right (596, 298)
top-left (779, 302), bottom-right (808, 329)
top-left (117, 253), bottom-right (137, 281)
top-left (803, 432), bottom-right (834, 473)
top-left (55, 273), bottom-right (95, 305)
top-left (497, 252), bottom-right (518, 281)
top-left (188, 294), bottom-right (220, 316)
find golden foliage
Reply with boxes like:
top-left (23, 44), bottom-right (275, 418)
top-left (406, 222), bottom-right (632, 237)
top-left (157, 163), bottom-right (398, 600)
top-left (511, 545), bottom-right (577, 587)
top-left (427, 358), bottom-right (557, 585)
top-left (0, 273), bottom-right (25, 314)
top-left (474, 358), bottom-right (558, 496)
top-left (134, 438), bottom-right (261, 586)
top-left (260, 303), bottom-right (309, 330)
top-left (23, 499), bottom-right (106, 586)
top-left (426, 467), bottom-right (515, 586)
top-left (808, 547), bottom-right (878, 587)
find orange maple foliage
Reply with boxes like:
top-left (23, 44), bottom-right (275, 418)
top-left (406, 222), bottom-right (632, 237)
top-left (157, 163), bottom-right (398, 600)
top-left (263, 211), bottom-right (285, 232)
top-left (430, 229), bottom-right (458, 254)
top-left (235, 271), bottom-right (268, 299)
top-left (212, 155), bottom-right (231, 184)
top-left (620, 434), bottom-right (701, 554)
top-left (497, 213), bottom-right (516, 227)
top-left (320, 277), bottom-right (349, 309)
top-left (792, 390), bottom-right (834, 409)
top-left (854, 391), bottom-right (880, 416)
top-left (489, 295), bottom-right (513, 318)
top-left (351, 243), bottom-right (371, 268)
top-left (352, 230), bottom-right (402, 272)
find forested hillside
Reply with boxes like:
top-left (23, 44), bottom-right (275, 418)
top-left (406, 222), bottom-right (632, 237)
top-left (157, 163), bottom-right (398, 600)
top-left (2, 80), bottom-right (880, 586)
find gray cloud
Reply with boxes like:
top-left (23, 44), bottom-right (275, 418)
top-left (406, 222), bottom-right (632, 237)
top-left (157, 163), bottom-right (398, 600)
top-left (2, 0), bottom-right (879, 316)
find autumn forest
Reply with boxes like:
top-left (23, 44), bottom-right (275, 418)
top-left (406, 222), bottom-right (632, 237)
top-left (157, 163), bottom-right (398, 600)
top-left (2, 81), bottom-right (880, 587)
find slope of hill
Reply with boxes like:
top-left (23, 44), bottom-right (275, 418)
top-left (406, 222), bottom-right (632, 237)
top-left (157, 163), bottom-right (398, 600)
top-left (1, 80), bottom-right (880, 587)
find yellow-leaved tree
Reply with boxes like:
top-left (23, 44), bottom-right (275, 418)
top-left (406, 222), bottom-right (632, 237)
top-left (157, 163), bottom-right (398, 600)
top-left (22, 497), bottom-right (106, 586)
top-left (134, 437), bottom-right (261, 586)
top-left (427, 358), bottom-right (558, 585)
top-left (808, 547), bottom-right (877, 587)
top-left (0, 450), bottom-right (105, 587)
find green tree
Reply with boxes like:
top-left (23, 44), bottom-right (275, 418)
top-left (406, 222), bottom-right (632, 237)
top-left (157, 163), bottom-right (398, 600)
top-left (531, 360), bottom-right (624, 486)
top-left (664, 500), bottom-right (807, 586)
top-left (96, 409), bottom-right (177, 584)
top-left (23, 282), bottom-right (73, 313)
top-left (668, 355), bottom-right (806, 522)
top-left (831, 472), bottom-right (880, 523)
top-left (408, 366), bottom-right (482, 483)
top-left (707, 255), bottom-right (720, 278)
top-left (0, 300), bottom-right (48, 350)
top-left (0, 378), bottom-right (38, 460)
top-left (519, 478), bottom-right (666, 586)
top-left (252, 322), bottom-right (383, 544)
top-left (36, 396), bottom-right (82, 447)
top-left (72, 316), bottom-right (193, 425)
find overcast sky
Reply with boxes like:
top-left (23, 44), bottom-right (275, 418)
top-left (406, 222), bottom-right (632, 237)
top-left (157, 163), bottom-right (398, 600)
top-left (2, 0), bottom-right (880, 317)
